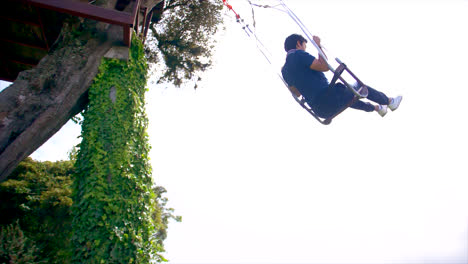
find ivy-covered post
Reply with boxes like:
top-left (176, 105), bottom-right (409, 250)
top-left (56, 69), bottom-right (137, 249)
top-left (71, 37), bottom-right (158, 263)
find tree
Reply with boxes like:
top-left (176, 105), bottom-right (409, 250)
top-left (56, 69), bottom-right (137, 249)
top-left (0, 157), bottom-right (74, 263)
top-left (0, 1), bottom-right (221, 261)
top-left (0, 156), bottom-right (179, 263)
top-left (0, 221), bottom-right (41, 264)
top-left (0, 0), bottom-right (224, 182)
top-left (148, 0), bottom-right (223, 87)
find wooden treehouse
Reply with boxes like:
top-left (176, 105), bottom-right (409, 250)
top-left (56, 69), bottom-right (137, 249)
top-left (0, 0), bottom-right (157, 82)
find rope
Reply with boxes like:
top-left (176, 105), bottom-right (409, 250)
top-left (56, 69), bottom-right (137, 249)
top-left (247, 0), bottom-right (256, 28)
top-left (277, 0), bottom-right (330, 68)
top-left (222, 0), bottom-right (240, 20)
top-left (249, 3), bottom-right (285, 13)
top-left (222, 0), bottom-right (295, 93)
top-left (223, 0), bottom-right (274, 64)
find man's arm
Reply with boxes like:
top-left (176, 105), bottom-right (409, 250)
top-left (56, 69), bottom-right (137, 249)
top-left (309, 36), bottom-right (329, 72)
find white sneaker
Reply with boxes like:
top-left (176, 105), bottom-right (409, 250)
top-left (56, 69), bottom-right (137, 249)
top-left (388, 96), bottom-right (403, 111)
top-left (377, 105), bottom-right (387, 117)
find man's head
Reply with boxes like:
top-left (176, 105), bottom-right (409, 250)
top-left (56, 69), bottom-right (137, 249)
top-left (284, 34), bottom-right (307, 52)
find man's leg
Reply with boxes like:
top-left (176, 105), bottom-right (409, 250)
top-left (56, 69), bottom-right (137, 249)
top-left (314, 83), bottom-right (391, 117)
top-left (336, 83), bottom-right (375, 112)
top-left (366, 86), bottom-right (390, 105)
top-left (350, 100), bottom-right (374, 112)
top-left (359, 85), bottom-right (403, 113)
top-left (350, 85), bottom-right (391, 116)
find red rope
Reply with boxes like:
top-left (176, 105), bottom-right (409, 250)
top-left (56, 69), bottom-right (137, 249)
top-left (222, 0), bottom-right (240, 19)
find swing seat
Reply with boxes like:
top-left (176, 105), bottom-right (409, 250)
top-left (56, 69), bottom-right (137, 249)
top-left (288, 61), bottom-right (368, 125)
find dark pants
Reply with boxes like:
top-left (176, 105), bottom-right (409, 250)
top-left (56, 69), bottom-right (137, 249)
top-left (311, 83), bottom-right (389, 119)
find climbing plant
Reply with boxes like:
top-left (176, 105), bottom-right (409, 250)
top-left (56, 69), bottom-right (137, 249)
top-left (71, 35), bottom-right (161, 263)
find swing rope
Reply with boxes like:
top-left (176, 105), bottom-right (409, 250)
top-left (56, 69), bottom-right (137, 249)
top-left (222, 0), bottom-right (368, 124)
top-left (277, 0), bottom-right (368, 99)
top-left (223, 0), bottom-right (273, 65)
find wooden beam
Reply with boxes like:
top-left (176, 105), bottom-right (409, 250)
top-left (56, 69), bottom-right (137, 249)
top-left (8, 59), bottom-right (37, 67)
top-left (0, 77), bottom-right (15, 82)
top-left (24, 0), bottom-right (134, 26)
top-left (23, 0), bottom-right (143, 47)
top-left (123, 0), bottom-right (142, 47)
top-left (131, 0), bottom-right (141, 27)
top-left (139, 6), bottom-right (147, 36)
top-left (123, 26), bottom-right (131, 47)
top-left (35, 6), bottom-right (49, 50)
top-left (0, 15), bottom-right (40, 27)
top-left (0, 38), bottom-right (48, 51)
top-left (143, 9), bottom-right (153, 44)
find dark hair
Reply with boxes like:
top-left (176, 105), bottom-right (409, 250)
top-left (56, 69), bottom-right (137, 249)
top-left (284, 34), bottom-right (307, 52)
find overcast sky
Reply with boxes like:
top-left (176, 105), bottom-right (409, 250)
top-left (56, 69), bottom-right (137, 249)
top-left (2, 0), bottom-right (468, 263)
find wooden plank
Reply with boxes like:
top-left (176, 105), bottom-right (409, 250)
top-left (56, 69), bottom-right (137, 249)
top-left (35, 6), bottom-right (49, 50)
top-left (131, 0), bottom-right (141, 26)
top-left (24, 0), bottom-right (134, 26)
top-left (0, 77), bottom-right (15, 82)
top-left (139, 6), bottom-right (147, 36)
top-left (0, 38), bottom-right (48, 51)
top-left (0, 15), bottom-right (40, 27)
top-left (8, 59), bottom-right (37, 67)
top-left (143, 9), bottom-right (153, 44)
top-left (124, 0), bottom-right (142, 46)
top-left (123, 26), bottom-right (131, 47)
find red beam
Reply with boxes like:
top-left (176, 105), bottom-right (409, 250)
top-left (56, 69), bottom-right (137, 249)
top-left (139, 6), bottom-right (147, 36)
top-left (22, 0), bottom-right (144, 47)
top-left (24, 0), bottom-right (134, 26)
top-left (0, 76), bottom-right (16, 82)
top-left (0, 15), bottom-right (41, 27)
top-left (8, 59), bottom-right (37, 67)
top-left (143, 9), bottom-right (153, 44)
top-left (122, 0), bottom-right (143, 46)
top-left (35, 6), bottom-right (49, 50)
top-left (132, 0), bottom-right (141, 27)
top-left (123, 26), bottom-right (131, 47)
top-left (0, 38), bottom-right (48, 51)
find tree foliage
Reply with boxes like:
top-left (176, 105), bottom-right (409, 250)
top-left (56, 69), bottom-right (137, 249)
top-left (0, 157), bottom-right (74, 263)
top-left (147, 0), bottom-right (224, 87)
top-left (0, 154), bottom-right (178, 263)
top-left (0, 221), bottom-right (41, 264)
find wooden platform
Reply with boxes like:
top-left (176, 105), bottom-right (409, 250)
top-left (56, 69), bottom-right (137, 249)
top-left (0, 0), bottom-right (152, 82)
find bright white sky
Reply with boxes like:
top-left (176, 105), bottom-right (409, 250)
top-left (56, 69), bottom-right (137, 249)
top-left (2, 0), bottom-right (468, 263)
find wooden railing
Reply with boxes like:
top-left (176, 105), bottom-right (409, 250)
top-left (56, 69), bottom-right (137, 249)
top-left (23, 0), bottom-right (144, 47)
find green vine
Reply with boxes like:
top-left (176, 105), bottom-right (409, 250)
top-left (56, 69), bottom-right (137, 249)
top-left (71, 35), bottom-right (160, 263)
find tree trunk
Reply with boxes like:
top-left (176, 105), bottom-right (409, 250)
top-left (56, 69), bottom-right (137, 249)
top-left (0, 0), bottom-right (162, 182)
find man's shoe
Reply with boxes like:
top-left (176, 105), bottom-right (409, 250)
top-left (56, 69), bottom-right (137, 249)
top-left (388, 96), bottom-right (403, 111)
top-left (377, 105), bottom-right (388, 117)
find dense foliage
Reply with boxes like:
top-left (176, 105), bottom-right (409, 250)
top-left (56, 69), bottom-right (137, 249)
top-left (147, 0), bottom-right (224, 87)
top-left (0, 157), bottom-right (74, 263)
top-left (71, 36), bottom-right (164, 263)
top-left (0, 158), bottom-right (177, 263)
top-left (0, 221), bottom-right (41, 263)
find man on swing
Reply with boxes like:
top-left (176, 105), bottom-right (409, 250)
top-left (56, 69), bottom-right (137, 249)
top-left (281, 34), bottom-right (402, 119)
